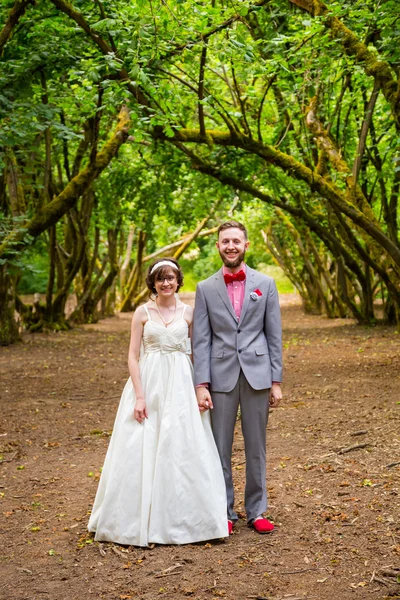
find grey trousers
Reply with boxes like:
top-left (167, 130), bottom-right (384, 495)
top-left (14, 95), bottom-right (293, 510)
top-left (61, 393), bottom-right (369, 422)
top-left (210, 371), bottom-right (270, 523)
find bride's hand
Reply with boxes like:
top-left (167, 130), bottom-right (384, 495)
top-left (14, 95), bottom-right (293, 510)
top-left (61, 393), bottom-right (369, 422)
top-left (134, 398), bottom-right (148, 423)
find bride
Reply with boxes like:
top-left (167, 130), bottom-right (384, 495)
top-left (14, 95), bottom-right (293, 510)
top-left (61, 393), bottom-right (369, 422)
top-left (88, 257), bottom-right (228, 546)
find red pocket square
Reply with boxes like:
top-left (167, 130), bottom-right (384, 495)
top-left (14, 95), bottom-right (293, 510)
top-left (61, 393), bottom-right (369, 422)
top-left (254, 289), bottom-right (262, 296)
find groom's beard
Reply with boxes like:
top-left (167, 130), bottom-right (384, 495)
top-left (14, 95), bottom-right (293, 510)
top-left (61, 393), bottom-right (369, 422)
top-left (219, 249), bottom-right (246, 270)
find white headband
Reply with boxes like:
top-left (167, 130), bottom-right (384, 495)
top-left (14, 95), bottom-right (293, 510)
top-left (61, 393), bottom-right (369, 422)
top-left (150, 260), bottom-right (178, 275)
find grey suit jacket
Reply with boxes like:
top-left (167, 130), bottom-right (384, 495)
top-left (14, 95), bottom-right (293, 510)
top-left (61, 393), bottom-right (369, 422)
top-left (193, 266), bottom-right (282, 392)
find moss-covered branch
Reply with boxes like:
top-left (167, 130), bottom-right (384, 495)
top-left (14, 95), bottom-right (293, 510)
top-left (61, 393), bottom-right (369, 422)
top-left (305, 95), bottom-right (377, 218)
top-left (188, 154), bottom-right (360, 274)
top-left (287, 0), bottom-right (400, 130)
top-left (187, 150), bottom-right (400, 308)
top-left (5, 149), bottom-right (26, 216)
top-left (0, 105), bottom-right (131, 259)
top-left (162, 127), bottom-right (400, 268)
top-left (0, 0), bottom-right (34, 56)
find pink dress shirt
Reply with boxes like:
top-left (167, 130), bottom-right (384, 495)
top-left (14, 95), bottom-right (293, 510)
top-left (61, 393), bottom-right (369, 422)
top-left (222, 264), bottom-right (246, 319)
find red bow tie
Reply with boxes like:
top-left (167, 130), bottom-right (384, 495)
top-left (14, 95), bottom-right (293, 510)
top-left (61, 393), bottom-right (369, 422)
top-left (223, 269), bottom-right (246, 284)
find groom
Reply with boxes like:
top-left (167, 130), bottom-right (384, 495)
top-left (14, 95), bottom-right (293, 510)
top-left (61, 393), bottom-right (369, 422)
top-left (193, 221), bottom-right (282, 534)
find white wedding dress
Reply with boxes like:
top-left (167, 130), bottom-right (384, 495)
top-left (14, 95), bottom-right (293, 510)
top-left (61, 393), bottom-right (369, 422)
top-left (88, 306), bottom-right (228, 546)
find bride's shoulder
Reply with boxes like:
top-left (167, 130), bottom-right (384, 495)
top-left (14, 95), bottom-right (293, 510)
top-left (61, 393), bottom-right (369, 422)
top-left (181, 302), bottom-right (194, 319)
top-left (143, 301), bottom-right (157, 315)
top-left (133, 303), bottom-right (150, 324)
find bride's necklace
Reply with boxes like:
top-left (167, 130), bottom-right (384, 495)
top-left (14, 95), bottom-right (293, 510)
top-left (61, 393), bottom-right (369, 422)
top-left (155, 297), bottom-right (177, 326)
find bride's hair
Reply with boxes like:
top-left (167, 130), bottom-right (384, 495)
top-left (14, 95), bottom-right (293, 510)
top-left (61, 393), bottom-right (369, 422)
top-left (146, 257), bottom-right (184, 294)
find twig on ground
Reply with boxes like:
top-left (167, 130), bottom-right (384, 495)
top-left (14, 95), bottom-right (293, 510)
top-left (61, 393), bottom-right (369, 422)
top-left (385, 461), bottom-right (400, 468)
top-left (155, 570), bottom-right (183, 578)
top-left (380, 568), bottom-right (400, 577)
top-left (111, 546), bottom-right (129, 558)
top-left (0, 452), bottom-right (17, 463)
top-left (350, 430), bottom-right (368, 436)
top-left (370, 570), bottom-right (376, 583)
top-left (17, 568), bottom-right (33, 574)
top-left (370, 569), bottom-right (399, 586)
top-left (69, 395), bottom-right (120, 402)
top-left (338, 442), bottom-right (371, 454)
top-left (279, 567), bottom-right (316, 575)
top-left (152, 563), bottom-right (183, 578)
top-left (371, 575), bottom-right (391, 585)
top-left (248, 597), bottom-right (305, 600)
top-left (156, 563), bottom-right (183, 575)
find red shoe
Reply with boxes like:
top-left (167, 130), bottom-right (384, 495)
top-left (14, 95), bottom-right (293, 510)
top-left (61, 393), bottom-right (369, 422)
top-left (228, 520), bottom-right (234, 535)
top-left (251, 517), bottom-right (274, 534)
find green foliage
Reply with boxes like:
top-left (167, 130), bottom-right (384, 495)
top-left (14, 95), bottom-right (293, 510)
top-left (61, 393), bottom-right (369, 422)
top-left (16, 241), bottom-right (49, 295)
top-left (1, 0), bottom-right (399, 326)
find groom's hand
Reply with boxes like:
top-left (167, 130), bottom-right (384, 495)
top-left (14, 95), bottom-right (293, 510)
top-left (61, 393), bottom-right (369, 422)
top-left (269, 383), bottom-right (282, 408)
top-left (196, 386), bottom-right (213, 412)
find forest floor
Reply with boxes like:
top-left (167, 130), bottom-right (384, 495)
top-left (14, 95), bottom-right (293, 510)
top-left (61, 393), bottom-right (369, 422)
top-left (0, 295), bottom-right (400, 600)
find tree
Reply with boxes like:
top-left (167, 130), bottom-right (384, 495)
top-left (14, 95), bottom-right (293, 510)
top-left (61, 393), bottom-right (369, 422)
top-left (1, 0), bottom-right (400, 345)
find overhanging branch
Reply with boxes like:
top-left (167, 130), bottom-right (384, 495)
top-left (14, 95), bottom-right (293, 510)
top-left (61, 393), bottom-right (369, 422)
top-left (0, 0), bottom-right (34, 56)
top-left (157, 126), bottom-right (400, 267)
top-left (287, 0), bottom-right (400, 130)
top-left (0, 106), bottom-right (131, 259)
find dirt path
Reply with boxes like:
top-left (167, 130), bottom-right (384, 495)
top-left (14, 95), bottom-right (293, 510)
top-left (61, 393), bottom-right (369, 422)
top-left (1, 299), bottom-right (399, 600)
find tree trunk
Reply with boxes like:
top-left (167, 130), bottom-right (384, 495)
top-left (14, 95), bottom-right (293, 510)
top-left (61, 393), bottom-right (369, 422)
top-left (80, 228), bottom-right (119, 322)
top-left (120, 230), bottom-right (147, 312)
top-left (120, 225), bottom-right (135, 292)
top-left (0, 264), bottom-right (19, 345)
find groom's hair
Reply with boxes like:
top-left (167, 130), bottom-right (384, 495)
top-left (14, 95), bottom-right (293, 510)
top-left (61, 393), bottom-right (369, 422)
top-left (218, 221), bottom-right (248, 240)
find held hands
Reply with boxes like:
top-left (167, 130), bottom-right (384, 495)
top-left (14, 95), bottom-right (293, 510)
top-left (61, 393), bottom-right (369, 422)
top-left (134, 398), bottom-right (148, 423)
top-left (196, 386), bottom-right (213, 412)
top-left (269, 383), bottom-right (282, 408)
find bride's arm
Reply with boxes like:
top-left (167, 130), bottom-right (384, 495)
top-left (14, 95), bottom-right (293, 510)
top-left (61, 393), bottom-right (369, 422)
top-left (184, 305), bottom-right (194, 361)
top-left (185, 305), bottom-right (194, 331)
top-left (128, 306), bottom-right (147, 423)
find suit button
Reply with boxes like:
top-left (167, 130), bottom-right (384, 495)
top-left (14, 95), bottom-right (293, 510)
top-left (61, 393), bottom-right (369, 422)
top-left (238, 349), bottom-right (242, 353)
top-left (237, 329), bottom-right (241, 333)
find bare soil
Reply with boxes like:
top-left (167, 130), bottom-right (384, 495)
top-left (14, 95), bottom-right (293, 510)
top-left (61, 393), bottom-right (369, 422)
top-left (1, 296), bottom-right (399, 600)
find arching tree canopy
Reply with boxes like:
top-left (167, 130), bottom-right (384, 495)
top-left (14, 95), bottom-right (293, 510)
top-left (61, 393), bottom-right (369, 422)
top-left (1, 0), bottom-right (400, 342)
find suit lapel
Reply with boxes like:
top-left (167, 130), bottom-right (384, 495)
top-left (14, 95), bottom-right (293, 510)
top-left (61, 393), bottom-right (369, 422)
top-left (238, 267), bottom-right (257, 326)
top-left (214, 269), bottom-right (239, 323)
